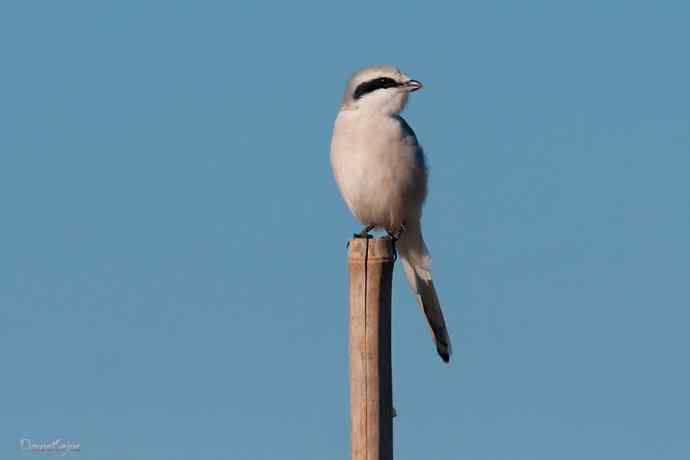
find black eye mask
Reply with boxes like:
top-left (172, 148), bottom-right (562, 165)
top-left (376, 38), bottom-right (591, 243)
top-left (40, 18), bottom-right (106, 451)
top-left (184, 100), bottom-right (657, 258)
top-left (353, 77), bottom-right (400, 100)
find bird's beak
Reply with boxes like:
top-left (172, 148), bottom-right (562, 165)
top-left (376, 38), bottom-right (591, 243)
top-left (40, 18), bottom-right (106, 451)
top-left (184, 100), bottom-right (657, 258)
top-left (403, 79), bottom-right (423, 92)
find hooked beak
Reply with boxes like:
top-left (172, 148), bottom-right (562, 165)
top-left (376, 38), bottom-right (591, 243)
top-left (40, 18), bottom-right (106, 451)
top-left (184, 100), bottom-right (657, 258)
top-left (403, 79), bottom-right (423, 92)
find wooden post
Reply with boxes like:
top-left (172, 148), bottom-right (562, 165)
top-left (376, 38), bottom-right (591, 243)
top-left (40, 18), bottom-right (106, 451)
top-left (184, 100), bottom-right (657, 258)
top-left (348, 237), bottom-right (395, 460)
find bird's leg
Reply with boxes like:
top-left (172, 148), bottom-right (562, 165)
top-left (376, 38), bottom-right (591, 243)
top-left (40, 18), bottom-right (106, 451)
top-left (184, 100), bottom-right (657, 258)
top-left (354, 224), bottom-right (376, 239)
top-left (347, 224), bottom-right (375, 248)
top-left (385, 223), bottom-right (406, 241)
top-left (384, 224), bottom-right (406, 260)
top-left (395, 223), bottom-right (406, 240)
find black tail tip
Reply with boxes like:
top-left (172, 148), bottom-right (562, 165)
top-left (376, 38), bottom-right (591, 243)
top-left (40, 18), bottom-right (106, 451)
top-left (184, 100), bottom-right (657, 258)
top-left (439, 351), bottom-right (450, 363)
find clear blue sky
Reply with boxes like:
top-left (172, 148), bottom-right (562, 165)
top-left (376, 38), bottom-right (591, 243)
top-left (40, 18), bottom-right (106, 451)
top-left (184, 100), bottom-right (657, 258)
top-left (2, 1), bottom-right (689, 459)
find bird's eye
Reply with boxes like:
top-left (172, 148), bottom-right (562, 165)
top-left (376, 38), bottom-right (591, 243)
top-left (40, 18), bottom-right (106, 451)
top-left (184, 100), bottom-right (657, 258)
top-left (352, 77), bottom-right (398, 99)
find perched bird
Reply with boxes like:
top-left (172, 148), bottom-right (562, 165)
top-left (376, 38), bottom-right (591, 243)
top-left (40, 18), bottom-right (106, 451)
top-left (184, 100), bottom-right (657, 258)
top-left (330, 64), bottom-right (452, 362)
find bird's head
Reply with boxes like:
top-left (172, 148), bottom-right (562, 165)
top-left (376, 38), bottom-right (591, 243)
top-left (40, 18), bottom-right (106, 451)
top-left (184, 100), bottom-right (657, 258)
top-left (342, 64), bottom-right (422, 115)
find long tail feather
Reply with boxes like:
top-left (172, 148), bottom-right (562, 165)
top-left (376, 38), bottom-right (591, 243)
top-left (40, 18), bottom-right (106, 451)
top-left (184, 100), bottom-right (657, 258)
top-left (397, 222), bottom-right (452, 362)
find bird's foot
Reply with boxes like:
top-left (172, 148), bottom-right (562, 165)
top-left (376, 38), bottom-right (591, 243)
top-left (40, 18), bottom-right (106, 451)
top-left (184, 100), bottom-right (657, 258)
top-left (384, 224), bottom-right (406, 260)
top-left (354, 224), bottom-right (376, 239)
top-left (392, 223), bottom-right (407, 241)
top-left (385, 224), bottom-right (406, 241)
top-left (347, 224), bottom-right (376, 248)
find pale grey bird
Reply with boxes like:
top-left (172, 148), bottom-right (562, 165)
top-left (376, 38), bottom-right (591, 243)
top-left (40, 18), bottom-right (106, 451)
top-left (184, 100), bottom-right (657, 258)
top-left (330, 64), bottom-right (452, 362)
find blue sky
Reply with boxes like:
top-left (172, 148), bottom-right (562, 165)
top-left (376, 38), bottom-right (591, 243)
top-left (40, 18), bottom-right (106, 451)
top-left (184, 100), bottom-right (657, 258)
top-left (2, 1), bottom-right (689, 459)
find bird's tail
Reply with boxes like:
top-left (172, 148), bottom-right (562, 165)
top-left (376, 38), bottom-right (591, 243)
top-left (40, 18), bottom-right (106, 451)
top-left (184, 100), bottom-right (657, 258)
top-left (397, 221), bottom-right (452, 362)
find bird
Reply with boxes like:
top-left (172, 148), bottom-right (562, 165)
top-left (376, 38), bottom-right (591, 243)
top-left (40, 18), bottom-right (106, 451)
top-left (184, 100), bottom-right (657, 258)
top-left (330, 64), bottom-right (452, 362)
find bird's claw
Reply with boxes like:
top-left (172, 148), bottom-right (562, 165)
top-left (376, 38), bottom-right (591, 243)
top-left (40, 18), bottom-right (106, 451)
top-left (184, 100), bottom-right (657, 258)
top-left (385, 224), bottom-right (406, 261)
top-left (385, 224), bottom-right (406, 242)
top-left (354, 224), bottom-right (376, 239)
top-left (347, 224), bottom-right (375, 248)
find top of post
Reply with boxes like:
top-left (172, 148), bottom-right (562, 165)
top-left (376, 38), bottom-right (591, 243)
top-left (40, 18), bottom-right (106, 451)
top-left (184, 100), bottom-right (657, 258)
top-left (347, 237), bottom-right (396, 263)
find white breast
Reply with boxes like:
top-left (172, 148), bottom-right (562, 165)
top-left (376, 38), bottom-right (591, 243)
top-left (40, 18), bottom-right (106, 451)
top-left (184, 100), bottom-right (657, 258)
top-left (330, 110), bottom-right (426, 231)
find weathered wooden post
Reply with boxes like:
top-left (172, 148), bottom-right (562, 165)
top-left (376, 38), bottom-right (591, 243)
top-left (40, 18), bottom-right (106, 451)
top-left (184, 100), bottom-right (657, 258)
top-left (348, 236), bottom-right (396, 460)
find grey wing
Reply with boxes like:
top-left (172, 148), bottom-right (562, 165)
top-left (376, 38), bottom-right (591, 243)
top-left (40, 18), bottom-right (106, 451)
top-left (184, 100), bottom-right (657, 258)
top-left (396, 115), bottom-right (428, 206)
top-left (397, 115), bottom-right (420, 144)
